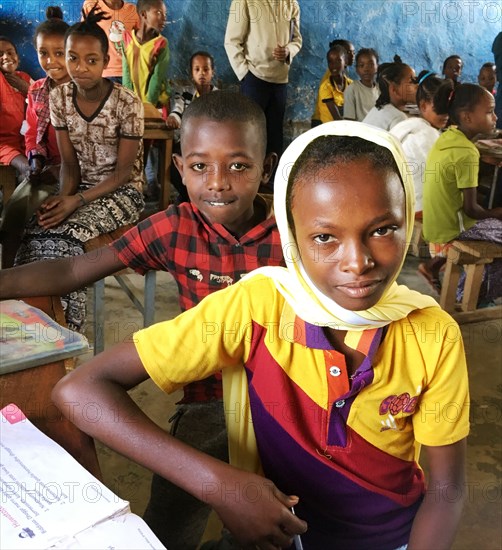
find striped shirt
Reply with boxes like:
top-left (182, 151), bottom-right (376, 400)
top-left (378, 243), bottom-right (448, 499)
top-left (135, 274), bottom-right (469, 548)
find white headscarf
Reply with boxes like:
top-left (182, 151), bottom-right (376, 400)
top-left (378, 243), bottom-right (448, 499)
top-left (244, 121), bottom-right (437, 330)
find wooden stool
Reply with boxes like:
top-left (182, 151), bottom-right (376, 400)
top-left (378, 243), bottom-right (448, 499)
top-left (439, 240), bottom-right (502, 322)
top-left (85, 224), bottom-right (157, 354)
top-left (408, 220), bottom-right (426, 257)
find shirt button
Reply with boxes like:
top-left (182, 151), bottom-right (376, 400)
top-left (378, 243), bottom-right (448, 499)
top-left (335, 400), bottom-right (345, 408)
top-left (329, 366), bottom-right (341, 377)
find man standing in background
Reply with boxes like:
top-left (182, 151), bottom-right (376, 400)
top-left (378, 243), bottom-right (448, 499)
top-left (225, 0), bottom-right (302, 167)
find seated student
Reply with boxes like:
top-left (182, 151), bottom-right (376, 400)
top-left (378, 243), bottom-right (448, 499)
top-left (391, 71), bottom-right (453, 221)
top-left (53, 121), bottom-right (468, 550)
top-left (0, 8), bottom-right (70, 266)
top-left (422, 83), bottom-right (502, 303)
top-left (343, 47), bottom-right (379, 121)
top-left (121, 0), bottom-right (170, 200)
top-left (313, 44), bottom-right (352, 124)
top-left (13, 6), bottom-right (145, 331)
top-left (166, 50), bottom-right (218, 203)
top-left (311, 38), bottom-right (354, 125)
top-left (478, 62), bottom-right (497, 95)
top-left (363, 55), bottom-right (417, 131)
top-left (442, 54), bottom-right (463, 87)
top-left (81, 0), bottom-right (139, 83)
top-left (0, 90), bottom-right (282, 549)
top-left (0, 37), bottom-right (32, 176)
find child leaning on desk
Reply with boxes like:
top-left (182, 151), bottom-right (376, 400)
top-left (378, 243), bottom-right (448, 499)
top-left (53, 121), bottom-right (469, 549)
top-left (1, 90), bottom-right (282, 549)
top-left (121, 0), bottom-right (170, 201)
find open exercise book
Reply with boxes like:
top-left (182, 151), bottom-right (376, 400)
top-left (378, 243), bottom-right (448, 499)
top-left (0, 404), bottom-right (166, 549)
top-left (0, 300), bottom-right (89, 375)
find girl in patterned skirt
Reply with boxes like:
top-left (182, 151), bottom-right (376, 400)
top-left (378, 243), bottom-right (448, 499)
top-left (15, 5), bottom-right (145, 330)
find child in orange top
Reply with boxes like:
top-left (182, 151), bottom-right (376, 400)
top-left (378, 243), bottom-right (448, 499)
top-left (0, 37), bottom-right (32, 174)
top-left (81, 0), bottom-right (139, 82)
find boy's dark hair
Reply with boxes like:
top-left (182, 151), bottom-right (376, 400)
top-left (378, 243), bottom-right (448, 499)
top-left (137, 0), bottom-right (163, 13)
top-left (190, 50), bottom-right (215, 71)
top-left (33, 6), bottom-right (69, 46)
top-left (286, 136), bottom-right (400, 230)
top-left (480, 62), bottom-right (496, 70)
top-left (415, 71), bottom-right (453, 114)
top-left (375, 55), bottom-right (412, 110)
top-left (355, 48), bottom-right (379, 65)
top-left (65, 3), bottom-right (110, 55)
top-left (442, 55), bottom-right (462, 73)
top-left (180, 91), bottom-right (266, 151)
top-left (0, 36), bottom-right (17, 53)
top-left (326, 44), bottom-right (346, 63)
top-left (434, 82), bottom-right (488, 126)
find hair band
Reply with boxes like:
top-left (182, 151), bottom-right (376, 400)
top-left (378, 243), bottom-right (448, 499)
top-left (417, 70), bottom-right (435, 86)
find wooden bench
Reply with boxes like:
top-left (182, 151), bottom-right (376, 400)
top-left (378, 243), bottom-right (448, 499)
top-left (84, 224), bottom-right (157, 354)
top-left (439, 240), bottom-right (502, 322)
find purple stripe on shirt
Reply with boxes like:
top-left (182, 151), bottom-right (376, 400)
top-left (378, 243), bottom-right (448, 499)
top-left (246, 382), bottom-right (419, 549)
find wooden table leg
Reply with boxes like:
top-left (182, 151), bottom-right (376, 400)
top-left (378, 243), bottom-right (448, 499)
top-left (159, 137), bottom-right (172, 211)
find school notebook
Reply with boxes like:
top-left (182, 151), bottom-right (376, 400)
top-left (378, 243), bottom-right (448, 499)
top-left (0, 300), bottom-right (89, 375)
top-left (0, 404), bottom-right (166, 549)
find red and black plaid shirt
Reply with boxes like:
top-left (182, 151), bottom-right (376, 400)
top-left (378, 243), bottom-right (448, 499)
top-left (111, 196), bottom-right (284, 403)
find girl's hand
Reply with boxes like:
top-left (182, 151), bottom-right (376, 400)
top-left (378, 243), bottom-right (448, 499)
top-left (165, 115), bottom-right (180, 129)
top-left (4, 72), bottom-right (29, 95)
top-left (208, 470), bottom-right (307, 548)
top-left (37, 195), bottom-right (80, 229)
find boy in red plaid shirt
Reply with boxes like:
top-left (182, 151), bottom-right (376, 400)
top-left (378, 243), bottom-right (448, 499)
top-left (0, 91), bottom-right (283, 548)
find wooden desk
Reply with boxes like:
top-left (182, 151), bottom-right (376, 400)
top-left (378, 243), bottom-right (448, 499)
top-left (0, 296), bottom-right (101, 478)
top-left (143, 103), bottom-right (174, 211)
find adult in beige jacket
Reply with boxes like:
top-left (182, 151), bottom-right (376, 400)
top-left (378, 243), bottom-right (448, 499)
top-left (225, 0), bottom-right (302, 162)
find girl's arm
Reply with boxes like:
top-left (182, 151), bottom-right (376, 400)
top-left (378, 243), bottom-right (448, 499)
top-left (463, 187), bottom-right (502, 220)
top-left (37, 129), bottom-right (81, 228)
top-left (52, 342), bottom-right (307, 547)
top-left (407, 439), bottom-right (467, 549)
top-left (38, 134), bottom-right (140, 229)
top-left (24, 87), bottom-right (47, 171)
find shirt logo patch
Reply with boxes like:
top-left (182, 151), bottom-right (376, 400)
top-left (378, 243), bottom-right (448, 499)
top-left (209, 274), bottom-right (234, 286)
top-left (188, 269), bottom-right (203, 281)
top-left (379, 392), bottom-right (419, 432)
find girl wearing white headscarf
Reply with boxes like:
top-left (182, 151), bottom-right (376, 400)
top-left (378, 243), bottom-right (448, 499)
top-left (55, 122), bottom-right (470, 550)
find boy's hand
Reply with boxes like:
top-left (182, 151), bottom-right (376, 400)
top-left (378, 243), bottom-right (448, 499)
top-left (165, 115), bottom-right (180, 129)
top-left (208, 470), bottom-right (307, 548)
top-left (4, 72), bottom-right (29, 94)
top-left (37, 195), bottom-right (80, 229)
top-left (273, 45), bottom-right (289, 63)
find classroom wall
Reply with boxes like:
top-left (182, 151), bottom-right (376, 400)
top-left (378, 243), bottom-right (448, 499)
top-left (1, 0), bottom-right (500, 139)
